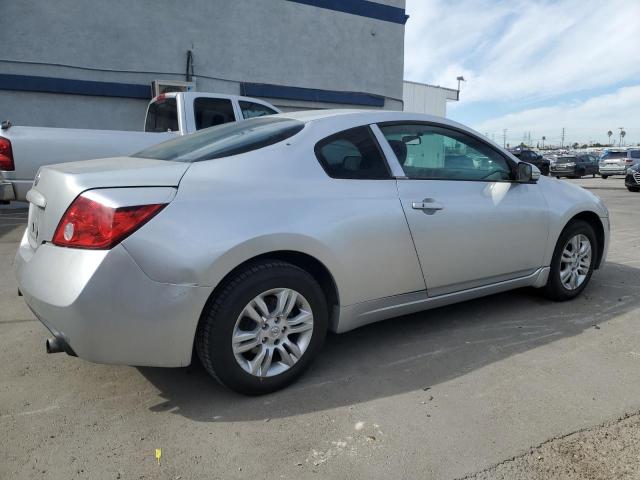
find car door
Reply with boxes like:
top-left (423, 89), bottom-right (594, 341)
top-left (376, 122), bottom-right (549, 297)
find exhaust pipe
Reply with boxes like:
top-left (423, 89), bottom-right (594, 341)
top-left (45, 336), bottom-right (77, 356)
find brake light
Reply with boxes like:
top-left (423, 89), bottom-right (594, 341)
top-left (625, 159), bottom-right (633, 164)
top-left (52, 193), bottom-right (166, 249)
top-left (0, 137), bottom-right (14, 171)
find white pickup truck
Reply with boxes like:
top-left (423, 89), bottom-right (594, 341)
top-left (0, 92), bottom-right (279, 203)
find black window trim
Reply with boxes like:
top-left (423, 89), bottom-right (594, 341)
top-left (376, 120), bottom-right (519, 183)
top-left (313, 125), bottom-right (394, 180)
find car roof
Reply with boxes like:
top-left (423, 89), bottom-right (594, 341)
top-left (275, 109), bottom-right (474, 132)
top-left (271, 109), bottom-right (509, 155)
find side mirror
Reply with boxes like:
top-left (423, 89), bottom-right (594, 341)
top-left (516, 162), bottom-right (540, 183)
top-left (402, 135), bottom-right (422, 145)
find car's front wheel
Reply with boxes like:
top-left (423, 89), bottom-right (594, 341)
top-left (196, 261), bottom-right (328, 395)
top-left (628, 186), bottom-right (639, 192)
top-left (543, 220), bottom-right (597, 301)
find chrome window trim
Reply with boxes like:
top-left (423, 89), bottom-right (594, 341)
top-left (369, 123), bottom-right (407, 178)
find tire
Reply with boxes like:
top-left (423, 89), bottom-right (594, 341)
top-left (628, 187), bottom-right (639, 192)
top-left (196, 260), bottom-right (328, 395)
top-left (601, 175), bottom-right (608, 179)
top-left (543, 220), bottom-right (597, 301)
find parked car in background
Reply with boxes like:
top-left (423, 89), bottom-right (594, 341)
top-left (509, 148), bottom-right (550, 175)
top-left (599, 149), bottom-right (640, 178)
top-left (0, 92), bottom-right (280, 203)
top-left (550, 154), bottom-right (598, 178)
top-left (625, 163), bottom-right (640, 192)
top-left (15, 110), bottom-right (609, 394)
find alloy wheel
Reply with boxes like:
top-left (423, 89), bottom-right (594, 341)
top-left (559, 234), bottom-right (592, 290)
top-left (232, 288), bottom-right (314, 377)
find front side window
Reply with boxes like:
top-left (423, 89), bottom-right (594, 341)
top-left (379, 123), bottom-right (512, 181)
top-left (194, 97), bottom-right (235, 130)
top-left (133, 117), bottom-right (304, 162)
top-left (314, 126), bottom-right (390, 179)
top-left (240, 101), bottom-right (278, 119)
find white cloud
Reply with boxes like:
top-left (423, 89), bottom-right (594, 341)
top-left (474, 85), bottom-right (640, 145)
top-left (404, 0), bottom-right (640, 104)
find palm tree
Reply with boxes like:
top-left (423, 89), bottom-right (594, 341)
top-left (621, 130), bottom-right (626, 146)
top-left (541, 136), bottom-right (546, 148)
top-left (607, 130), bottom-right (613, 146)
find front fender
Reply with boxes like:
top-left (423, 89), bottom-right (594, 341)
top-left (537, 177), bottom-right (609, 266)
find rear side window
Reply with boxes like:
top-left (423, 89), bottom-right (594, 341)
top-left (194, 97), bottom-right (235, 130)
top-left (133, 116), bottom-right (303, 162)
top-left (240, 101), bottom-right (278, 119)
top-left (315, 127), bottom-right (390, 179)
top-left (145, 98), bottom-right (178, 132)
top-left (630, 150), bottom-right (640, 159)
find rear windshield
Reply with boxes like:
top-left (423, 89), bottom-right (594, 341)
top-left (556, 156), bottom-right (577, 164)
top-left (602, 151), bottom-right (627, 159)
top-left (134, 116), bottom-right (304, 162)
top-left (145, 98), bottom-right (179, 132)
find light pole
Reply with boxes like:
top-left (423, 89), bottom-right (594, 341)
top-left (456, 76), bottom-right (465, 100)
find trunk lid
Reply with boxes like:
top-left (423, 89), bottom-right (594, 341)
top-left (25, 156), bottom-right (189, 249)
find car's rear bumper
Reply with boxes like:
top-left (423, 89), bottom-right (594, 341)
top-left (0, 181), bottom-right (15, 202)
top-left (550, 167), bottom-right (576, 177)
top-left (14, 230), bottom-right (211, 367)
top-left (599, 167), bottom-right (626, 176)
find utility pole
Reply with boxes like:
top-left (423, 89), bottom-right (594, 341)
top-left (561, 128), bottom-right (565, 148)
top-left (503, 129), bottom-right (507, 148)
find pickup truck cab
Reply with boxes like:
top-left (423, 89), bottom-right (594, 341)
top-left (0, 92), bottom-right (279, 203)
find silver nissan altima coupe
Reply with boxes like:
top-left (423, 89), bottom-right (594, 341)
top-left (15, 110), bottom-right (609, 394)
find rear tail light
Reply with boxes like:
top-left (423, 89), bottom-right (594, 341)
top-left (0, 137), bottom-right (14, 171)
top-left (52, 193), bottom-right (166, 249)
top-left (625, 159), bottom-right (633, 164)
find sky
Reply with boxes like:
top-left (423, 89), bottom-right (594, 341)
top-left (404, 0), bottom-right (640, 147)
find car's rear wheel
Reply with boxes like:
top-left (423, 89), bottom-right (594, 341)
top-left (543, 220), bottom-right (597, 301)
top-left (601, 175), bottom-right (608, 179)
top-left (628, 186), bottom-right (639, 192)
top-left (196, 261), bottom-right (328, 395)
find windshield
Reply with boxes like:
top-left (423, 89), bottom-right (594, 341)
top-left (134, 117), bottom-right (304, 162)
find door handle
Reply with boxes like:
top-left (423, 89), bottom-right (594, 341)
top-left (411, 198), bottom-right (444, 213)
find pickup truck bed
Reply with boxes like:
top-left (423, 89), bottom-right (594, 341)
top-left (1, 92), bottom-right (280, 203)
top-left (1, 126), bottom-right (174, 201)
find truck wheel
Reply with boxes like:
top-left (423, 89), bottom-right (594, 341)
top-left (196, 260), bottom-right (328, 395)
top-left (543, 220), bottom-right (597, 301)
